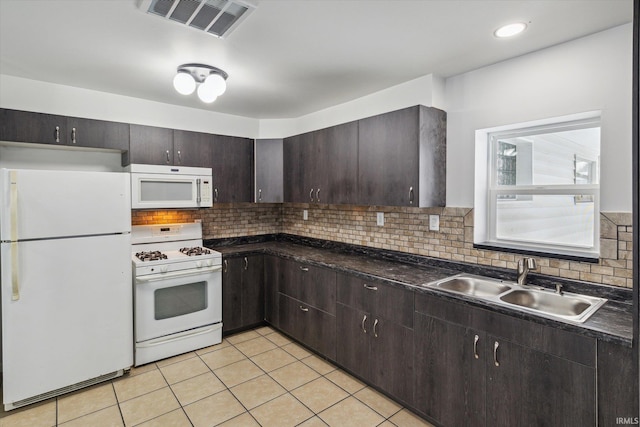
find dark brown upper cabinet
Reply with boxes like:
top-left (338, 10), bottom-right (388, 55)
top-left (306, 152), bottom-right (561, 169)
top-left (283, 121), bottom-right (358, 204)
top-left (1, 108), bottom-right (129, 151)
top-left (127, 125), bottom-right (214, 168)
top-left (210, 134), bottom-right (254, 203)
top-left (358, 105), bottom-right (446, 207)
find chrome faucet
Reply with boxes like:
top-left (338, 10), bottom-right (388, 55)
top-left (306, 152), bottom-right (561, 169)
top-left (517, 257), bottom-right (537, 286)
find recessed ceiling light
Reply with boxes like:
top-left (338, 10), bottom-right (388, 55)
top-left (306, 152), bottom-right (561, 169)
top-left (494, 22), bottom-right (527, 38)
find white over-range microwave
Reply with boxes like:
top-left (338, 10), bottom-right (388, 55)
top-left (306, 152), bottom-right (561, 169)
top-left (126, 164), bottom-right (213, 209)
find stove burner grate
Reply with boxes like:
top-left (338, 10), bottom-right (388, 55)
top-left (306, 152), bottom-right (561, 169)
top-left (179, 247), bottom-right (212, 256)
top-left (135, 251), bottom-right (168, 262)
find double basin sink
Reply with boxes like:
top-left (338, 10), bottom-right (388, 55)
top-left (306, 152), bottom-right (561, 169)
top-left (426, 274), bottom-right (607, 323)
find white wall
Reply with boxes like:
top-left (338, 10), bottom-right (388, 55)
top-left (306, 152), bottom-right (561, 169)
top-left (0, 75), bottom-right (260, 138)
top-left (258, 74), bottom-right (443, 138)
top-left (445, 23), bottom-right (633, 211)
top-left (0, 24), bottom-right (633, 211)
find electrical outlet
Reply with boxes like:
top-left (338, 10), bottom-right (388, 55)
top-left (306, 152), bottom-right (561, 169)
top-left (429, 214), bottom-right (440, 231)
top-left (303, 209), bottom-right (308, 220)
top-left (376, 212), bottom-right (384, 226)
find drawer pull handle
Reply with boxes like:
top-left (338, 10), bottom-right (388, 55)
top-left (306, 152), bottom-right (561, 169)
top-left (493, 341), bottom-right (500, 367)
top-left (473, 334), bottom-right (479, 359)
top-left (177, 150), bottom-right (182, 164)
top-left (165, 150), bottom-right (170, 163)
top-left (316, 188), bottom-right (320, 202)
top-left (258, 189), bottom-right (262, 202)
top-left (299, 306), bottom-right (309, 312)
top-left (243, 257), bottom-right (248, 270)
top-left (373, 318), bottom-right (379, 338)
top-left (214, 188), bottom-right (219, 202)
top-left (71, 127), bottom-right (77, 144)
top-left (223, 259), bottom-right (228, 273)
top-left (309, 188), bottom-right (314, 202)
top-left (300, 266), bottom-right (309, 272)
top-left (361, 314), bottom-right (367, 333)
top-left (55, 126), bottom-right (60, 143)
top-left (363, 284), bottom-right (378, 291)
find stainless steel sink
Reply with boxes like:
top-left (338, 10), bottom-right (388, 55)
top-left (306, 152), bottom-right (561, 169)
top-left (499, 289), bottom-right (607, 322)
top-left (428, 274), bottom-right (512, 297)
top-left (426, 273), bottom-right (607, 323)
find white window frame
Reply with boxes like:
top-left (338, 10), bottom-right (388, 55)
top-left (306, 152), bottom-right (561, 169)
top-left (475, 114), bottom-right (601, 259)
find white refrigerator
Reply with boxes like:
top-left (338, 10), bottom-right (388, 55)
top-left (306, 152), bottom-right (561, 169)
top-left (0, 168), bottom-right (133, 410)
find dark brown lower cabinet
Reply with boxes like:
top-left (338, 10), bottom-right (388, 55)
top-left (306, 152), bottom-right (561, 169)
top-left (222, 254), bottom-right (264, 334)
top-left (414, 294), bottom-right (596, 427)
top-left (337, 303), bottom-right (414, 406)
top-left (279, 294), bottom-right (336, 359)
top-left (414, 313), bottom-right (486, 425)
top-left (597, 340), bottom-right (639, 426)
top-left (264, 255), bottom-right (280, 328)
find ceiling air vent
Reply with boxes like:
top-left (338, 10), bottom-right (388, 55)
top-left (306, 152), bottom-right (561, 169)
top-left (138, 0), bottom-right (256, 39)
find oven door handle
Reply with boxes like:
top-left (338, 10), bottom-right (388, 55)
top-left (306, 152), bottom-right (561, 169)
top-left (135, 265), bottom-right (222, 283)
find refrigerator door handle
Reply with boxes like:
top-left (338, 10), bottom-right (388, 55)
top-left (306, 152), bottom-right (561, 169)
top-left (9, 171), bottom-right (19, 300)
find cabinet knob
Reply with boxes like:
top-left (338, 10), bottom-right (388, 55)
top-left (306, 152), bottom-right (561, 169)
top-left (54, 126), bottom-right (60, 143)
top-left (71, 127), bottom-right (77, 144)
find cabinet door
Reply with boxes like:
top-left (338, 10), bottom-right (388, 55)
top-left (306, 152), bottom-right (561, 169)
top-left (278, 293), bottom-right (303, 342)
top-left (597, 341), bottom-right (638, 425)
top-left (414, 313), bottom-right (486, 425)
top-left (315, 122), bottom-right (358, 204)
top-left (358, 106), bottom-right (419, 206)
top-left (299, 301), bottom-right (336, 360)
top-left (370, 316), bottom-right (414, 406)
top-left (240, 255), bottom-right (264, 326)
top-left (255, 139), bottom-right (283, 203)
top-left (336, 303), bottom-right (370, 380)
top-left (0, 109), bottom-right (66, 145)
top-left (299, 264), bottom-right (336, 315)
top-left (264, 256), bottom-right (280, 327)
top-left (173, 130), bottom-right (214, 168)
top-left (279, 258), bottom-right (304, 300)
top-left (128, 124), bottom-right (174, 165)
top-left (283, 132), bottom-right (313, 203)
top-left (211, 135), bottom-right (254, 203)
top-left (486, 336), bottom-right (596, 427)
top-left (222, 257), bottom-right (243, 333)
top-left (66, 117), bottom-right (129, 150)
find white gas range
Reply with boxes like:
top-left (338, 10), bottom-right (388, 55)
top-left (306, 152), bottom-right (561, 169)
top-left (131, 222), bottom-right (223, 366)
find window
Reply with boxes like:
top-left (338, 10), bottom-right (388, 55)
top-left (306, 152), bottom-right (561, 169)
top-left (475, 115), bottom-right (601, 259)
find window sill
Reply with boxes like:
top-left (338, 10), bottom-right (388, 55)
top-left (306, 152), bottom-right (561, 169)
top-left (473, 242), bottom-right (600, 263)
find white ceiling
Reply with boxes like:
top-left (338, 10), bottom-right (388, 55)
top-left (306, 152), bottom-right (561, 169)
top-left (0, 0), bottom-right (633, 119)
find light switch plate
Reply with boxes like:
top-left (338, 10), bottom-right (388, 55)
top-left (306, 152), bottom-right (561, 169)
top-left (429, 214), bottom-right (440, 231)
top-left (377, 212), bottom-right (384, 226)
top-left (303, 209), bottom-right (308, 220)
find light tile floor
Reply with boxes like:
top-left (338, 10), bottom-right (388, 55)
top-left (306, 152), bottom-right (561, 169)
top-left (0, 326), bottom-right (434, 427)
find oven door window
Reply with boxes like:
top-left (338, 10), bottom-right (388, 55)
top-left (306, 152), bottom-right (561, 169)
top-left (154, 281), bottom-right (207, 320)
top-left (140, 179), bottom-right (193, 202)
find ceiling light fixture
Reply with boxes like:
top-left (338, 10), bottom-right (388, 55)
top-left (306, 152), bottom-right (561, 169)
top-left (494, 22), bottom-right (527, 38)
top-left (173, 63), bottom-right (228, 103)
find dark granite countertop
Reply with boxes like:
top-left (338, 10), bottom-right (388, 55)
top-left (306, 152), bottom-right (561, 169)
top-left (206, 238), bottom-right (634, 347)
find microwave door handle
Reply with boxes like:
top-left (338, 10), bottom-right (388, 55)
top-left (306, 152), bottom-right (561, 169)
top-left (196, 178), bottom-right (202, 204)
top-left (135, 265), bottom-right (222, 283)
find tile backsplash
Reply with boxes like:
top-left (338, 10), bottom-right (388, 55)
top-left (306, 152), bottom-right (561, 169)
top-left (132, 203), bottom-right (634, 289)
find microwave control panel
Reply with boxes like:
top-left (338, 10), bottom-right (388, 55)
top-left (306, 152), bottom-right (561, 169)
top-left (200, 179), bottom-right (213, 205)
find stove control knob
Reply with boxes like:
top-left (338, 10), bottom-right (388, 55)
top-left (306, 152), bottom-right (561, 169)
top-left (160, 266), bottom-right (169, 273)
top-left (196, 261), bottom-right (203, 268)
top-left (206, 259), bottom-right (213, 267)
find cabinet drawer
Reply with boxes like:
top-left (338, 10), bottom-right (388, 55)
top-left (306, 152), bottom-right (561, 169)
top-left (279, 293), bottom-right (336, 360)
top-left (280, 259), bottom-right (336, 315)
top-left (337, 273), bottom-right (413, 328)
